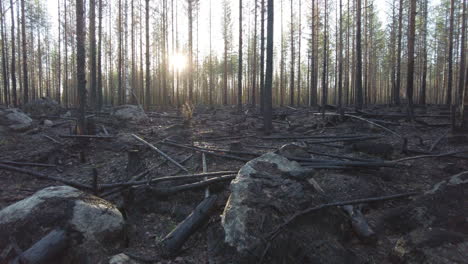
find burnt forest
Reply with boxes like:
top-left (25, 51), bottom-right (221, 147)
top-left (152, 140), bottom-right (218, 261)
top-left (0, 0), bottom-right (467, 263)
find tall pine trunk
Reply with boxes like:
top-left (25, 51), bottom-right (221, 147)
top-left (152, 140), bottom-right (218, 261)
top-left (76, 0), bottom-right (86, 132)
top-left (264, 0), bottom-right (274, 133)
top-left (406, 0), bottom-right (416, 118)
top-left (238, 0), bottom-right (243, 111)
top-left (355, 0), bottom-right (363, 109)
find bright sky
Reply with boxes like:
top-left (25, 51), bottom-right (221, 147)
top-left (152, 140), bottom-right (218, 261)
top-left (43, 0), bottom-right (441, 60)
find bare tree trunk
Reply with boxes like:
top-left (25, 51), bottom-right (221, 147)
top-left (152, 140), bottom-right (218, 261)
top-left (10, 0), bottom-right (17, 106)
top-left (355, 0), bottom-right (363, 109)
top-left (252, 0), bottom-right (258, 106)
top-left (260, 0), bottom-right (265, 112)
top-left (21, 0), bottom-right (29, 104)
top-left (118, 0), bottom-right (123, 105)
top-left (188, 0), bottom-right (194, 103)
top-left (458, 0), bottom-right (466, 109)
top-left (338, 0), bottom-right (343, 109)
top-left (419, 0), bottom-right (428, 105)
top-left (76, 0), bottom-right (86, 132)
top-left (290, 0), bottom-right (295, 106)
top-left (145, 0), bottom-right (151, 109)
top-left (97, 0), bottom-right (103, 109)
top-left (406, 0), bottom-right (416, 119)
top-left (322, 0), bottom-right (328, 108)
top-left (238, 0), bottom-right (243, 111)
top-left (0, 1), bottom-right (9, 106)
top-left (446, 0), bottom-right (455, 105)
top-left (64, 0), bottom-right (68, 107)
top-left (297, 0), bottom-right (302, 105)
top-left (264, 0), bottom-right (274, 133)
top-left (89, 0), bottom-right (97, 109)
top-left (395, 0), bottom-right (403, 105)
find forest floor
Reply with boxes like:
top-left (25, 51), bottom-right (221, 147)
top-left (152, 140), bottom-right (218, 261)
top-left (0, 104), bottom-right (467, 263)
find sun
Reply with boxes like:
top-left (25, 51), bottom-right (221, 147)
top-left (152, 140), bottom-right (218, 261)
top-left (170, 53), bottom-right (187, 71)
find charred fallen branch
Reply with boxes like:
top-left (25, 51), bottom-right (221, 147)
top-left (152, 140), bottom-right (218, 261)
top-left (11, 229), bottom-right (68, 264)
top-left (150, 175), bottom-right (236, 196)
top-left (132, 134), bottom-right (189, 172)
top-left (161, 141), bottom-right (251, 162)
top-left (99, 171), bottom-right (238, 190)
top-left (161, 195), bottom-right (218, 256)
top-left (391, 150), bottom-right (468, 163)
top-left (305, 136), bottom-right (382, 145)
top-left (259, 134), bottom-right (374, 140)
top-left (259, 191), bottom-right (420, 263)
top-left (0, 160), bottom-right (56, 168)
top-left (0, 163), bottom-right (92, 190)
top-left (58, 134), bottom-right (115, 139)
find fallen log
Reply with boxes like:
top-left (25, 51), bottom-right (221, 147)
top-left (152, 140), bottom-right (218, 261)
top-left (260, 134), bottom-right (373, 140)
top-left (305, 136), bottom-right (382, 145)
top-left (132, 134), bottom-right (189, 172)
top-left (99, 171), bottom-right (238, 190)
top-left (151, 175), bottom-right (236, 196)
top-left (0, 160), bottom-right (56, 168)
top-left (58, 134), bottom-right (115, 139)
top-left (0, 163), bottom-right (92, 190)
top-left (100, 155), bottom-right (194, 197)
top-left (306, 150), bottom-right (376, 162)
top-left (166, 140), bottom-right (260, 156)
top-left (161, 141), bottom-right (250, 162)
top-left (161, 195), bottom-right (218, 256)
top-left (11, 229), bottom-right (68, 264)
top-left (391, 150), bottom-right (468, 163)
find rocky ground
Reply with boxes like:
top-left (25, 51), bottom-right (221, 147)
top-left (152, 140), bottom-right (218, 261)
top-left (0, 99), bottom-right (467, 264)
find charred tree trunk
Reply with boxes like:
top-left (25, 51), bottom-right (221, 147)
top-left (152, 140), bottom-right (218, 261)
top-left (406, 0), bottom-right (416, 119)
top-left (355, 0), bottom-right (363, 109)
top-left (446, 0), bottom-right (455, 106)
top-left (76, 0), bottom-right (87, 132)
top-left (395, 0), bottom-right (403, 105)
top-left (145, 0), bottom-right (151, 109)
top-left (10, 0), bottom-right (17, 106)
top-left (21, 0), bottom-right (29, 104)
top-left (238, 0), bottom-right (243, 111)
top-left (264, 0), bottom-right (274, 133)
top-left (260, 0), bottom-right (266, 112)
top-left (89, 0), bottom-right (97, 109)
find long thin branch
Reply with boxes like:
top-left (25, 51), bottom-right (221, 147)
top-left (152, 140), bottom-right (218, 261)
top-left (132, 134), bottom-right (189, 172)
top-left (0, 160), bottom-right (56, 168)
top-left (161, 141), bottom-right (250, 161)
top-left (151, 175), bottom-right (236, 196)
top-left (259, 191), bottom-right (420, 262)
top-left (99, 171), bottom-right (238, 189)
top-left (0, 164), bottom-right (92, 190)
top-left (392, 150), bottom-right (468, 163)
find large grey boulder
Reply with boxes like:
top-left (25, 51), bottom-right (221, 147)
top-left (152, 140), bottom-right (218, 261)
top-left (112, 105), bottom-right (148, 122)
top-left (0, 107), bottom-right (33, 131)
top-left (218, 153), bottom-right (382, 263)
top-left (0, 186), bottom-right (126, 263)
top-left (23, 97), bottom-right (64, 116)
top-left (221, 153), bottom-right (313, 252)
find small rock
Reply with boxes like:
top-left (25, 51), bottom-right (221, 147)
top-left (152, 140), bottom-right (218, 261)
top-left (43, 119), bottom-right (54, 126)
top-left (277, 142), bottom-right (310, 158)
top-left (112, 105), bottom-right (148, 122)
top-left (109, 253), bottom-right (136, 264)
top-left (22, 97), bottom-right (63, 116)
